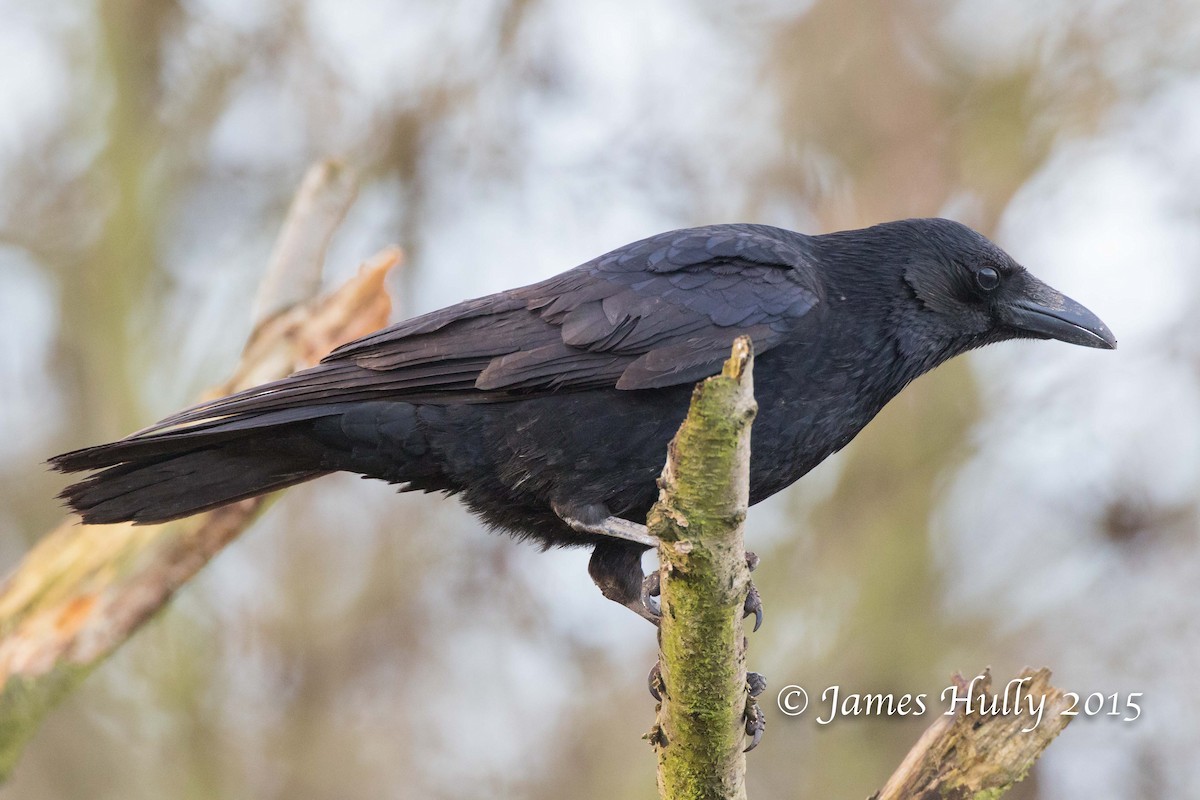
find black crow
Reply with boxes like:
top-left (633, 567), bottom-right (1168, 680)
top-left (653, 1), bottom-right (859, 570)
top-left (50, 218), bottom-right (1115, 621)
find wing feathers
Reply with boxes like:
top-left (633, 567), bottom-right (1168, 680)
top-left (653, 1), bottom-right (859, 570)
top-left (131, 225), bottom-right (821, 436)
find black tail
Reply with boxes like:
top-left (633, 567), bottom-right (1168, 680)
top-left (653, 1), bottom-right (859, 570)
top-left (50, 411), bottom-right (341, 525)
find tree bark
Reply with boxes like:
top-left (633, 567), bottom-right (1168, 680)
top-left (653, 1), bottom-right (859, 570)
top-left (873, 667), bottom-right (1073, 800)
top-left (650, 336), bottom-right (757, 800)
top-left (0, 161), bottom-right (397, 781)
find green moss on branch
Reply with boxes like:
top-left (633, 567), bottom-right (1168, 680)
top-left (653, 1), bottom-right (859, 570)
top-left (650, 337), bottom-right (757, 800)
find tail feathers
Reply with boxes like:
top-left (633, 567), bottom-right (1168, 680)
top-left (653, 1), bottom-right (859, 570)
top-left (50, 400), bottom-right (435, 525)
top-left (57, 445), bottom-right (330, 525)
top-left (49, 405), bottom-right (354, 474)
top-left (50, 414), bottom-right (342, 525)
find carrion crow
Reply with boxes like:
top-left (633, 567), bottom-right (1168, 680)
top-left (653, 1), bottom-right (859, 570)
top-left (50, 218), bottom-right (1115, 621)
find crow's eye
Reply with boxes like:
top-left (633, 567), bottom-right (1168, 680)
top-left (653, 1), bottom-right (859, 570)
top-left (975, 267), bottom-right (1000, 291)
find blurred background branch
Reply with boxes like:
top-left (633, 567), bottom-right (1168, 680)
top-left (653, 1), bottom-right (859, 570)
top-left (0, 162), bottom-right (398, 781)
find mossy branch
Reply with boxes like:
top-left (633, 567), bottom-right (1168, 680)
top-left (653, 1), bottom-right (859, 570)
top-left (649, 336), bottom-right (757, 800)
top-left (0, 161), bottom-right (397, 781)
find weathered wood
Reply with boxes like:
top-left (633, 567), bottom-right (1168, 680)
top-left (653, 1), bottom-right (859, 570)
top-left (873, 667), bottom-right (1073, 800)
top-left (0, 163), bottom-right (397, 781)
top-left (252, 159), bottom-right (359, 325)
top-left (650, 336), bottom-right (757, 800)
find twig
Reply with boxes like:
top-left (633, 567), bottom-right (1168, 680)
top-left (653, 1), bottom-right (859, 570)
top-left (0, 164), bottom-right (397, 781)
top-left (650, 336), bottom-right (757, 800)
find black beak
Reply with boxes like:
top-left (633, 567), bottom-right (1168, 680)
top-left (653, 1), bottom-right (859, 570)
top-left (1000, 275), bottom-right (1117, 350)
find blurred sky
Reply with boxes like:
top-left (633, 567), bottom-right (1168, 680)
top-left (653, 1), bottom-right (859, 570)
top-left (1, 1), bottom-right (1198, 798)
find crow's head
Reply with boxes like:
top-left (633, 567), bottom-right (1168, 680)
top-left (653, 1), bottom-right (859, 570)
top-left (879, 218), bottom-right (1116, 359)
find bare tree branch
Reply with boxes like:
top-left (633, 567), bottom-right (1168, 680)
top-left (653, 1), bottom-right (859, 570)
top-left (0, 164), bottom-right (397, 782)
top-left (253, 159), bottom-right (360, 325)
top-left (873, 667), bottom-right (1073, 800)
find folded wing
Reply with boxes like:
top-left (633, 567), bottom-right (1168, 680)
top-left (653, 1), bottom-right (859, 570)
top-left (138, 224), bottom-right (822, 436)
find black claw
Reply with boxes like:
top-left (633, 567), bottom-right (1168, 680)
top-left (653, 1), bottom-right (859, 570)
top-left (743, 582), bottom-right (763, 632)
top-left (648, 661), bottom-right (664, 702)
top-left (641, 572), bottom-right (662, 622)
top-left (743, 699), bottom-right (766, 753)
top-left (742, 552), bottom-right (764, 632)
top-left (743, 670), bottom-right (767, 752)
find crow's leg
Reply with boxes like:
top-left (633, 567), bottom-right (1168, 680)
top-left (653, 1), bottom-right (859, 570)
top-left (554, 501), bottom-right (658, 548)
top-left (566, 496), bottom-right (764, 629)
top-left (587, 539), bottom-right (659, 624)
top-left (557, 499), bottom-right (661, 622)
top-left (576, 504), bottom-right (766, 725)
